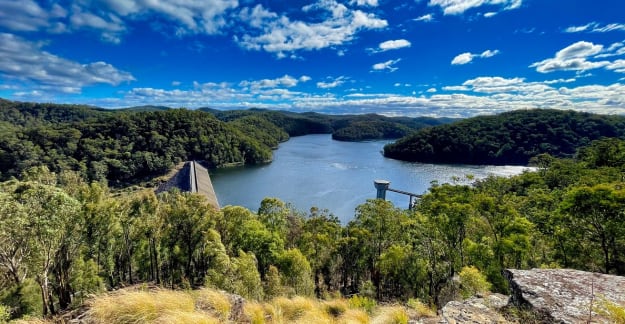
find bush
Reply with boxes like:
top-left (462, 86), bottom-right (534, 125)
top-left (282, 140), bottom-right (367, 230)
top-left (348, 295), bottom-right (377, 314)
top-left (0, 303), bottom-right (9, 322)
top-left (407, 298), bottom-right (436, 318)
top-left (458, 266), bottom-right (492, 299)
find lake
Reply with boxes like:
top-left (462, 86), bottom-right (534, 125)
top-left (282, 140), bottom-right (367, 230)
top-left (210, 134), bottom-right (531, 223)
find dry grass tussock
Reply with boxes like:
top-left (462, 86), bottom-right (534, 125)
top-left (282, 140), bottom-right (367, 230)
top-left (79, 287), bottom-right (436, 323)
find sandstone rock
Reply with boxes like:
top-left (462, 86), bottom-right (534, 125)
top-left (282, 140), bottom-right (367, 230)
top-left (439, 294), bottom-right (510, 324)
top-left (504, 268), bottom-right (625, 323)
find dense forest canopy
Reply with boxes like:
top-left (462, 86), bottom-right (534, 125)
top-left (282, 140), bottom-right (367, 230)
top-left (384, 109), bottom-right (625, 165)
top-left (1, 137), bottom-right (624, 321)
top-left (0, 99), bottom-right (450, 185)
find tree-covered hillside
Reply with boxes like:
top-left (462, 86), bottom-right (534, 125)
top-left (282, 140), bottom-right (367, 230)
top-left (204, 108), bottom-right (452, 141)
top-left (0, 99), bottom-right (451, 184)
top-left (0, 100), bottom-right (281, 185)
top-left (384, 109), bottom-right (625, 165)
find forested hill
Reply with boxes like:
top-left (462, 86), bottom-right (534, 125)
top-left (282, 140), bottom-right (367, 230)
top-left (0, 101), bottom-right (280, 185)
top-left (202, 108), bottom-right (453, 141)
top-left (0, 99), bottom-right (450, 184)
top-left (384, 109), bottom-right (625, 165)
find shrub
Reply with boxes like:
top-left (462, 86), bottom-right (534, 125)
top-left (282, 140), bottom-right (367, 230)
top-left (458, 266), bottom-right (492, 299)
top-left (0, 303), bottom-right (9, 322)
top-left (348, 295), bottom-right (377, 314)
top-left (407, 298), bottom-right (436, 318)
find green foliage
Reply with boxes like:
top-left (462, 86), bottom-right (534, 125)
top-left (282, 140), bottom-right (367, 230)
top-left (458, 266), bottom-right (492, 298)
top-left (0, 303), bottom-right (8, 322)
top-left (277, 249), bottom-right (315, 297)
top-left (0, 279), bottom-right (41, 319)
top-left (384, 109), bottom-right (625, 165)
top-left (348, 295), bottom-right (377, 314)
top-left (595, 297), bottom-right (625, 323)
top-left (231, 251), bottom-right (263, 300)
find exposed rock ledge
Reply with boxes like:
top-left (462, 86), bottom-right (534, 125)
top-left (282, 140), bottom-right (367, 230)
top-left (435, 269), bottom-right (625, 324)
top-left (504, 268), bottom-right (625, 323)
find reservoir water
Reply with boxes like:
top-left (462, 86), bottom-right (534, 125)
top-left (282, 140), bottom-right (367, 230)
top-left (210, 134), bottom-right (531, 223)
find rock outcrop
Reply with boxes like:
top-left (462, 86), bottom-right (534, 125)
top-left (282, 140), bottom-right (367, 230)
top-left (439, 293), bottom-right (510, 324)
top-left (504, 268), bottom-right (625, 323)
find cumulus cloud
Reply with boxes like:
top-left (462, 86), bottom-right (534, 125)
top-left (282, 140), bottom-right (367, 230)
top-left (414, 14), bottom-right (433, 22)
top-left (530, 41), bottom-right (611, 73)
top-left (317, 76), bottom-right (348, 89)
top-left (350, 0), bottom-right (379, 7)
top-left (95, 0), bottom-right (238, 35)
top-left (607, 60), bottom-right (625, 73)
top-left (239, 75), bottom-right (306, 89)
top-left (0, 0), bottom-right (239, 43)
top-left (72, 73), bottom-right (625, 118)
top-left (372, 59), bottom-right (401, 72)
top-left (564, 22), bottom-right (625, 33)
top-left (429, 0), bottom-right (522, 15)
top-left (451, 52), bottom-right (474, 65)
top-left (237, 2), bottom-right (387, 56)
top-left (378, 39), bottom-right (411, 52)
top-left (0, 33), bottom-right (134, 93)
top-left (451, 49), bottom-right (499, 65)
top-left (0, 0), bottom-right (66, 32)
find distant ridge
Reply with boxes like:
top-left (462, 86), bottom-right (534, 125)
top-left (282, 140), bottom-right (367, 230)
top-left (118, 105), bottom-right (171, 112)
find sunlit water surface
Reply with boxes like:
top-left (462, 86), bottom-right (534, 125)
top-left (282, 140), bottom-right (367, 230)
top-left (211, 134), bottom-right (532, 223)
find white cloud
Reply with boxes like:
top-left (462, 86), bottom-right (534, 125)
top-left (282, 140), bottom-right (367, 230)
top-left (239, 75), bottom-right (305, 89)
top-left (237, 2), bottom-right (387, 56)
top-left (530, 41), bottom-right (611, 73)
top-left (372, 59), bottom-right (401, 72)
top-left (426, 87), bottom-right (437, 93)
top-left (378, 39), bottom-right (411, 52)
top-left (483, 12), bottom-right (497, 18)
top-left (451, 52), bottom-right (474, 65)
top-left (480, 49), bottom-right (500, 58)
top-left (0, 0), bottom-right (64, 32)
top-left (317, 76), bottom-right (348, 89)
top-left (451, 49), bottom-right (499, 65)
top-left (565, 22), bottom-right (625, 33)
top-left (350, 0), bottom-right (379, 7)
top-left (97, 0), bottom-right (239, 35)
top-left (0, 33), bottom-right (134, 93)
top-left (607, 60), bottom-right (625, 73)
top-left (238, 5), bottom-right (278, 29)
top-left (73, 74), bottom-right (625, 118)
top-left (428, 0), bottom-right (522, 15)
top-left (172, 81), bottom-right (181, 86)
top-left (414, 14), bottom-right (433, 22)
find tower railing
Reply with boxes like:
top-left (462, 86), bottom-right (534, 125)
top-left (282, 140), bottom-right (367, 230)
top-left (374, 180), bottom-right (422, 210)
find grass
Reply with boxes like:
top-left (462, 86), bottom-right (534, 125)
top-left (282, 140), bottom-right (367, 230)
top-left (75, 288), bottom-right (432, 323)
top-left (371, 306), bottom-right (409, 324)
top-left (406, 298), bottom-right (436, 318)
top-left (87, 289), bottom-right (206, 323)
top-left (194, 288), bottom-right (232, 321)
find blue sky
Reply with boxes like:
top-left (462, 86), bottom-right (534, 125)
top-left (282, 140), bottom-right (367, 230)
top-left (1, 0), bottom-right (624, 117)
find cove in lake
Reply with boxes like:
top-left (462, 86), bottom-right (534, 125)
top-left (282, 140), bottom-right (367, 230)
top-left (210, 134), bottom-right (531, 223)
